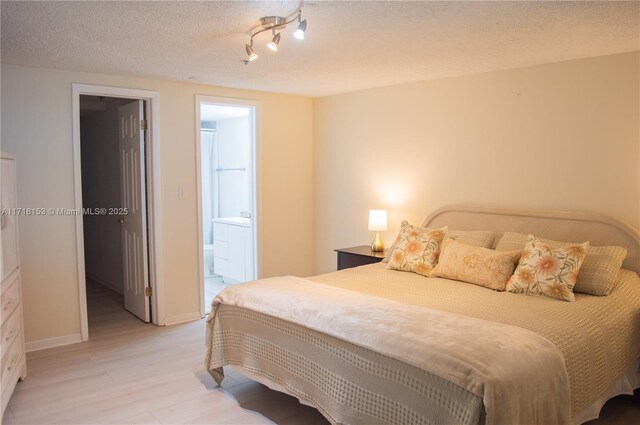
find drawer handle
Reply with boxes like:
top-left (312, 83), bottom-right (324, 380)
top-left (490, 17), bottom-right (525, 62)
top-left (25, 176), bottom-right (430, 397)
top-left (3, 300), bottom-right (12, 311)
top-left (6, 357), bottom-right (17, 372)
top-left (5, 329), bottom-right (15, 341)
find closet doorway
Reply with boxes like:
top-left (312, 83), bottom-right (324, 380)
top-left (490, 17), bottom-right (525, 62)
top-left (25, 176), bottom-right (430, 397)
top-left (195, 96), bottom-right (259, 316)
top-left (80, 95), bottom-right (153, 327)
top-left (72, 84), bottom-right (164, 341)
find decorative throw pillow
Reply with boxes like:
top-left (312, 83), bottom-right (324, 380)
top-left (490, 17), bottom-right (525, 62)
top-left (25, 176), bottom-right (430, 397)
top-left (383, 228), bottom-right (494, 262)
top-left (385, 221), bottom-right (447, 277)
top-left (506, 235), bottom-right (589, 302)
top-left (447, 229), bottom-right (495, 249)
top-left (431, 237), bottom-right (521, 291)
top-left (497, 232), bottom-right (627, 296)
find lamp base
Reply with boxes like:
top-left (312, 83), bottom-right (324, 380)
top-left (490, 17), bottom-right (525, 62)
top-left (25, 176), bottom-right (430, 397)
top-left (371, 232), bottom-right (385, 252)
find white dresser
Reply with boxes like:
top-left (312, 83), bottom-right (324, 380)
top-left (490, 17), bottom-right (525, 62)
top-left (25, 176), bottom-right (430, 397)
top-left (1, 152), bottom-right (27, 419)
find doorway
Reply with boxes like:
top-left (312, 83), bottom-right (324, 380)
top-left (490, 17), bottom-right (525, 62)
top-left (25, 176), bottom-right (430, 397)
top-left (72, 84), bottom-right (164, 341)
top-left (196, 96), bottom-right (259, 315)
top-left (80, 95), bottom-right (152, 327)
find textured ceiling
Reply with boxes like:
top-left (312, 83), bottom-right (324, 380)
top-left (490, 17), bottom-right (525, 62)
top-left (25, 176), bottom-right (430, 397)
top-left (1, 1), bottom-right (638, 97)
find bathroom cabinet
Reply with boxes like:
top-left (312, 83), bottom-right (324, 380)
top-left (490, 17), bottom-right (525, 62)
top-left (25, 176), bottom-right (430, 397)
top-left (212, 218), bottom-right (253, 283)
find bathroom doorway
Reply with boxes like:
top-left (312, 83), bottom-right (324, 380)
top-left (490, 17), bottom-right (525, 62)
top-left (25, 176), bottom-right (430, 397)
top-left (195, 96), bottom-right (259, 315)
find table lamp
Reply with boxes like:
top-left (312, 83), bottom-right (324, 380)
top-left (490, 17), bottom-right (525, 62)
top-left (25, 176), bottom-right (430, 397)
top-left (368, 210), bottom-right (387, 252)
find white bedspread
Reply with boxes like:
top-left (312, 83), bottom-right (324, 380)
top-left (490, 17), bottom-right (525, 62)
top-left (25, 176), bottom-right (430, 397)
top-left (211, 276), bottom-right (571, 425)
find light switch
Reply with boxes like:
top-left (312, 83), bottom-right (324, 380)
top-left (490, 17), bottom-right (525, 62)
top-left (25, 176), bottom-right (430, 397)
top-left (177, 186), bottom-right (185, 199)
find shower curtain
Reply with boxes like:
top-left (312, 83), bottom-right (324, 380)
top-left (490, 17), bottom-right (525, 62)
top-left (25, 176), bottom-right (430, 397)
top-left (201, 130), bottom-right (216, 245)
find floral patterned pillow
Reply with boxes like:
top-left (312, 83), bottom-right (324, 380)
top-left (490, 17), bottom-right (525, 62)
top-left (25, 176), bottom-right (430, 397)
top-left (496, 232), bottom-right (627, 296)
top-left (432, 237), bottom-right (521, 291)
top-left (506, 235), bottom-right (589, 302)
top-left (386, 221), bottom-right (447, 277)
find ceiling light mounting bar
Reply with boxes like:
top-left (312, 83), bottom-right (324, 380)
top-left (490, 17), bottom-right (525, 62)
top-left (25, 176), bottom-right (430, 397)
top-left (248, 12), bottom-right (299, 46)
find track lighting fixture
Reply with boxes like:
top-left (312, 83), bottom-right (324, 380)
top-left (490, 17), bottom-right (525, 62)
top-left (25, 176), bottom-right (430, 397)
top-left (267, 31), bottom-right (281, 51)
top-left (243, 6), bottom-right (307, 64)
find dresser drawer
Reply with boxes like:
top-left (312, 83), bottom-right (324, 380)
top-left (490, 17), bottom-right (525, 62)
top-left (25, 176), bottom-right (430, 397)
top-left (1, 335), bottom-right (23, 383)
top-left (0, 347), bottom-right (22, 421)
top-left (0, 336), bottom-right (23, 416)
top-left (0, 305), bottom-right (21, 358)
top-left (1, 275), bottom-right (20, 324)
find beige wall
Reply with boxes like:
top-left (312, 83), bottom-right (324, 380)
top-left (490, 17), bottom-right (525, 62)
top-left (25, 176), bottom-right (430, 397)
top-left (1, 64), bottom-right (314, 343)
top-left (3, 51), bottom-right (639, 343)
top-left (313, 52), bottom-right (640, 273)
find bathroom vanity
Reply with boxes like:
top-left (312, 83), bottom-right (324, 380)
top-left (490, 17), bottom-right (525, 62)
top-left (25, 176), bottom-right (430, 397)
top-left (212, 217), bottom-right (253, 283)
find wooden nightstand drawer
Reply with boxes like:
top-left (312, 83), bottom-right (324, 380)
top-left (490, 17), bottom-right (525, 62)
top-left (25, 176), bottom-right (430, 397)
top-left (335, 246), bottom-right (386, 271)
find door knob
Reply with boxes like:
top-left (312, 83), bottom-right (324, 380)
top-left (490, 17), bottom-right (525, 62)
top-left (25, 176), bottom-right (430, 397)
top-left (118, 217), bottom-right (125, 224)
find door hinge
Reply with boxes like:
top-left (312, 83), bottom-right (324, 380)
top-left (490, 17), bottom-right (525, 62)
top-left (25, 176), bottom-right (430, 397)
top-left (140, 119), bottom-right (148, 130)
top-left (145, 286), bottom-right (152, 297)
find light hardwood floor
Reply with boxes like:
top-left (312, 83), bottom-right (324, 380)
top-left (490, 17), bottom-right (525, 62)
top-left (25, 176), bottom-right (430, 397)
top-left (4, 280), bottom-right (639, 424)
top-left (4, 281), bottom-right (327, 425)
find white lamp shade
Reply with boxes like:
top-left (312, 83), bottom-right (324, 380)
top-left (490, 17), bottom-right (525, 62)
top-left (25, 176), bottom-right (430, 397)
top-left (368, 210), bottom-right (388, 231)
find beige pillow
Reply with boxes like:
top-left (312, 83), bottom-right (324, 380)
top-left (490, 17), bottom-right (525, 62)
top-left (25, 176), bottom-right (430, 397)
top-left (506, 235), bottom-right (589, 302)
top-left (386, 221), bottom-right (447, 277)
top-left (383, 228), bottom-right (494, 262)
top-left (431, 237), bottom-right (521, 291)
top-left (497, 232), bottom-right (627, 296)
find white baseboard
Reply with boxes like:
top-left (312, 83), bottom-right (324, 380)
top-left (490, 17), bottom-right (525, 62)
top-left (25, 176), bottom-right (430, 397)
top-left (86, 274), bottom-right (123, 295)
top-left (165, 311), bottom-right (203, 326)
top-left (25, 333), bottom-right (83, 352)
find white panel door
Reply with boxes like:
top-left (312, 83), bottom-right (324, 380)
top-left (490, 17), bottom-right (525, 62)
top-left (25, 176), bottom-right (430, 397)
top-left (1, 157), bottom-right (18, 281)
top-left (118, 101), bottom-right (150, 322)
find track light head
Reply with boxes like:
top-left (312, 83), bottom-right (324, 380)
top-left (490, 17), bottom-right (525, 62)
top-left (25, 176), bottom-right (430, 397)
top-left (267, 32), bottom-right (281, 51)
top-left (245, 44), bottom-right (258, 61)
top-left (293, 19), bottom-right (307, 40)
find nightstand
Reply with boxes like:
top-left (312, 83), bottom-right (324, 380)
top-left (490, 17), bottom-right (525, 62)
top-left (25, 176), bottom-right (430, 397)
top-left (335, 245), bottom-right (386, 271)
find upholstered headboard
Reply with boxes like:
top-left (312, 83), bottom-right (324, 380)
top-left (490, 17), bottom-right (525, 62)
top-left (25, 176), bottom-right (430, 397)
top-left (423, 205), bottom-right (640, 275)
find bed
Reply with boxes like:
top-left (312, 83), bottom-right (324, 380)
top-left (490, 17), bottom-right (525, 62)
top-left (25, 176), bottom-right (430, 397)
top-left (205, 205), bottom-right (640, 425)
